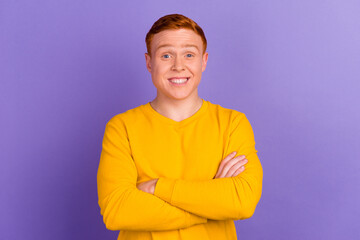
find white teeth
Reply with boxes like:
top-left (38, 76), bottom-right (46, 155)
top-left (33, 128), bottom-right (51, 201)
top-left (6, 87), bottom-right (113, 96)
top-left (169, 78), bottom-right (188, 84)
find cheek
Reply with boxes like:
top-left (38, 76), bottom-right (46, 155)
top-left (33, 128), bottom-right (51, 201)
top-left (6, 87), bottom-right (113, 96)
top-left (151, 64), bottom-right (171, 82)
top-left (188, 61), bottom-right (203, 73)
top-left (153, 61), bottom-right (171, 74)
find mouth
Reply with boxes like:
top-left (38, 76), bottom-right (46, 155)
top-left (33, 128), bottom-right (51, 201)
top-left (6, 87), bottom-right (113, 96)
top-left (168, 77), bottom-right (190, 86)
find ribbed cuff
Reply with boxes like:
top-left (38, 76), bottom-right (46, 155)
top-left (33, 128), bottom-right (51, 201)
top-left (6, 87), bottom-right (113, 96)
top-left (154, 178), bottom-right (176, 204)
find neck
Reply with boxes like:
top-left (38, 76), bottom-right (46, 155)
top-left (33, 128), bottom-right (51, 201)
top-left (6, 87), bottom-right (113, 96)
top-left (150, 95), bottom-right (203, 122)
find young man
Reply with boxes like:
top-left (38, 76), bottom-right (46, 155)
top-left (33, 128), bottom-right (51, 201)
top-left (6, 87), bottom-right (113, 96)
top-left (97, 14), bottom-right (263, 240)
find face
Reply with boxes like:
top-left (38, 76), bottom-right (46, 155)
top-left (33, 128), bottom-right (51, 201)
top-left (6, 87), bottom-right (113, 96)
top-left (145, 28), bottom-right (208, 101)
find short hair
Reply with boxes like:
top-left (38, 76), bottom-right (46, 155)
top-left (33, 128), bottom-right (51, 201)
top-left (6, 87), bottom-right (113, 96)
top-left (145, 13), bottom-right (207, 56)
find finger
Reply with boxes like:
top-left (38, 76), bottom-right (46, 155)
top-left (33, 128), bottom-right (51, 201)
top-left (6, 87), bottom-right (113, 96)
top-left (218, 156), bottom-right (246, 178)
top-left (216, 153), bottom-right (245, 178)
top-left (231, 166), bottom-right (245, 177)
top-left (215, 152), bottom-right (236, 178)
top-left (215, 154), bottom-right (246, 178)
top-left (226, 158), bottom-right (248, 177)
top-left (222, 158), bottom-right (247, 178)
top-left (217, 156), bottom-right (240, 178)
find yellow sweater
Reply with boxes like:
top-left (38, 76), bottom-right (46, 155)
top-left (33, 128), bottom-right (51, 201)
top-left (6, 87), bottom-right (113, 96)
top-left (97, 99), bottom-right (263, 240)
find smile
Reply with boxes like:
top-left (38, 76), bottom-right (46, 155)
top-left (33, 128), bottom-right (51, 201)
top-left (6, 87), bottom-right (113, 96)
top-left (168, 77), bottom-right (189, 85)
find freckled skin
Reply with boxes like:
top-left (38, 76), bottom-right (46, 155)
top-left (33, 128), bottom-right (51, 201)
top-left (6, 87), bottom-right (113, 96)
top-left (145, 29), bottom-right (209, 103)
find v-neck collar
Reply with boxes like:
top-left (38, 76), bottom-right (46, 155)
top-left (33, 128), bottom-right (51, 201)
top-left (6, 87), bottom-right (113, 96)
top-left (143, 98), bottom-right (208, 127)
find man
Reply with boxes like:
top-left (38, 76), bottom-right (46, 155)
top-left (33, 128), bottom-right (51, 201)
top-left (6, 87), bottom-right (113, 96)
top-left (97, 14), bottom-right (263, 240)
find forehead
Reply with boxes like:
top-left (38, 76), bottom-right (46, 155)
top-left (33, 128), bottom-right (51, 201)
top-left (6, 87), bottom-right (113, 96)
top-left (151, 29), bottom-right (203, 52)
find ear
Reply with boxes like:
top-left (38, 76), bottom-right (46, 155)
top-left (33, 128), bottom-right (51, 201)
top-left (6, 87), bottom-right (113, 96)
top-left (145, 53), bottom-right (152, 72)
top-left (201, 52), bottom-right (209, 72)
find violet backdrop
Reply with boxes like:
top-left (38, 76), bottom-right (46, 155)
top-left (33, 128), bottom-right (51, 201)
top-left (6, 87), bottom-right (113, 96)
top-left (1, 0), bottom-right (359, 239)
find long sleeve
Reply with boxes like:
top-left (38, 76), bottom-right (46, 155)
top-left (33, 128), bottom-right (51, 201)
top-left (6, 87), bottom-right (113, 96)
top-left (96, 116), bottom-right (207, 231)
top-left (153, 112), bottom-right (263, 221)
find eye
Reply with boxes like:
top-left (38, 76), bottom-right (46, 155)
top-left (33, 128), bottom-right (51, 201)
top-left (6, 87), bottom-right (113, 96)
top-left (186, 53), bottom-right (194, 58)
top-left (162, 54), bottom-right (171, 59)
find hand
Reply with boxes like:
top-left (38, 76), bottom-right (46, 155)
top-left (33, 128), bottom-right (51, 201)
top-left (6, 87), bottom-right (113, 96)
top-left (214, 152), bottom-right (248, 179)
top-left (136, 179), bottom-right (159, 194)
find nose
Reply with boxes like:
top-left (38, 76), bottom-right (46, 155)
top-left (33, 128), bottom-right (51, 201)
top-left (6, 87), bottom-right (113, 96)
top-left (171, 56), bottom-right (185, 71)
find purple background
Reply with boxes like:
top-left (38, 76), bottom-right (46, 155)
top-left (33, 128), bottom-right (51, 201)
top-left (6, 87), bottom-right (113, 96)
top-left (1, 0), bottom-right (359, 239)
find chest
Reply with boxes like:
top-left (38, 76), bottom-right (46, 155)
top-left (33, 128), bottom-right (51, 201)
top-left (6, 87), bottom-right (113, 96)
top-left (128, 121), bottom-right (230, 181)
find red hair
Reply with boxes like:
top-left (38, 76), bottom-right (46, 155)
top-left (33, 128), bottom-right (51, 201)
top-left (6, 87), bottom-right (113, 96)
top-left (145, 14), bottom-right (207, 56)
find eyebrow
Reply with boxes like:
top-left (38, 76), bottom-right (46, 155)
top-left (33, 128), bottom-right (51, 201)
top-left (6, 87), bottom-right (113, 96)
top-left (156, 44), bottom-right (200, 52)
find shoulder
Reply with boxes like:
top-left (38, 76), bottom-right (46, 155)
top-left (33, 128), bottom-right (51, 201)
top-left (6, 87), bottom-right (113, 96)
top-left (205, 100), bottom-right (254, 136)
top-left (206, 100), bottom-right (246, 122)
top-left (106, 103), bottom-right (146, 128)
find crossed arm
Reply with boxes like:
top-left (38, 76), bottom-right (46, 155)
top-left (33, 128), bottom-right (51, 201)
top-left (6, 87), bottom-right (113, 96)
top-left (97, 113), bottom-right (263, 231)
top-left (138, 113), bottom-right (263, 221)
top-left (97, 117), bottom-right (207, 231)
